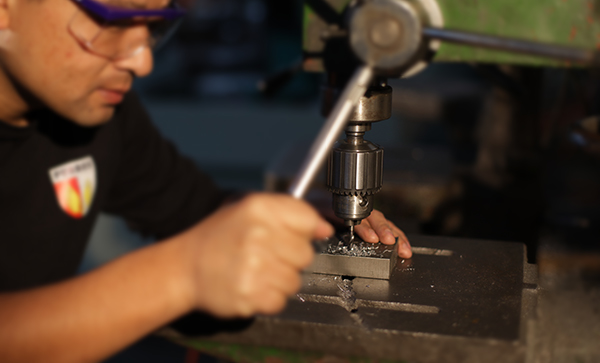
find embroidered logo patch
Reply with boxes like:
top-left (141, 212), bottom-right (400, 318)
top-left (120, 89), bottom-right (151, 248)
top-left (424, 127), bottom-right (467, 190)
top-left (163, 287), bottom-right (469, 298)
top-left (49, 156), bottom-right (96, 219)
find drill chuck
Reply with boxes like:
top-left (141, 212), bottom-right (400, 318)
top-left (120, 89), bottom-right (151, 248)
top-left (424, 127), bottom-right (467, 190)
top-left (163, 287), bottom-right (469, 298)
top-left (327, 136), bottom-right (384, 225)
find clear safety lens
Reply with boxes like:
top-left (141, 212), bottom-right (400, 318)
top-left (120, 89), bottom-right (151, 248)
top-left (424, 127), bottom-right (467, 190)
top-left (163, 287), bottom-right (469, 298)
top-left (68, 8), bottom-right (176, 60)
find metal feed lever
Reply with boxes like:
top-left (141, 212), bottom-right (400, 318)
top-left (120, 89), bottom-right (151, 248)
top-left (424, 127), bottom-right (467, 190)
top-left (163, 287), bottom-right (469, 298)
top-left (288, 65), bottom-right (374, 200)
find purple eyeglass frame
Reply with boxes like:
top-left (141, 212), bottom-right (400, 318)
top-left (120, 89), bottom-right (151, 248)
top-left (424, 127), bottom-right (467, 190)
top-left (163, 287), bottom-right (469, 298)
top-left (72, 0), bottom-right (186, 22)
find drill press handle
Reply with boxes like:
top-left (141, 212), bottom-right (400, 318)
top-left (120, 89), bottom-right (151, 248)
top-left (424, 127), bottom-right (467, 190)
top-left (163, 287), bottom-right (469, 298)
top-left (288, 65), bottom-right (374, 199)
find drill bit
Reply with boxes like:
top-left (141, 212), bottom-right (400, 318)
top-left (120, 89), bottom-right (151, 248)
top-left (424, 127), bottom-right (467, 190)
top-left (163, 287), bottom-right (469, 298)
top-left (349, 225), bottom-right (355, 242)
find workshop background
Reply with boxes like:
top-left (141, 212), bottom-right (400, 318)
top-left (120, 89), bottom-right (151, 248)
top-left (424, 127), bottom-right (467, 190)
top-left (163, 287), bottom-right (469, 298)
top-left (77, 0), bottom-right (600, 361)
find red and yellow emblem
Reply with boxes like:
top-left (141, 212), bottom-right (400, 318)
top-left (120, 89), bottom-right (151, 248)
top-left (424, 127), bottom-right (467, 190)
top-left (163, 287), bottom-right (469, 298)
top-left (49, 156), bottom-right (96, 219)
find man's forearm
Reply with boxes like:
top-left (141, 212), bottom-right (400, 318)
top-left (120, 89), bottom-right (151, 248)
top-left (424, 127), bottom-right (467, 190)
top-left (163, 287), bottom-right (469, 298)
top-left (0, 193), bottom-right (337, 362)
top-left (0, 237), bottom-right (194, 363)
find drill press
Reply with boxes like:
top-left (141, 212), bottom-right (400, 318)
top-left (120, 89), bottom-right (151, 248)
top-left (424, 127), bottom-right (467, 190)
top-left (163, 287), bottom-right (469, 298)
top-left (323, 78), bottom-right (390, 240)
top-left (290, 0), bottom-right (599, 243)
top-left (289, 0), bottom-right (443, 241)
top-left (321, 0), bottom-right (442, 237)
top-left (170, 1), bottom-right (600, 361)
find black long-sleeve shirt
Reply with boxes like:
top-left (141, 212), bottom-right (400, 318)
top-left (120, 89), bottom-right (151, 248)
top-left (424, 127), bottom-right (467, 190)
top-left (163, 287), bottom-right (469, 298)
top-left (0, 92), bottom-right (226, 291)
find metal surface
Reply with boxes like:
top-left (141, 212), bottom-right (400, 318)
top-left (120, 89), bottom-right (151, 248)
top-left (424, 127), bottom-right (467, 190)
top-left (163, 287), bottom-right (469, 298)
top-left (350, 0), bottom-right (422, 71)
top-left (406, 0), bottom-right (444, 76)
top-left (306, 237), bottom-right (398, 279)
top-left (424, 27), bottom-right (597, 65)
top-left (327, 131), bottom-right (384, 224)
top-left (165, 235), bottom-right (536, 363)
top-left (330, 194), bottom-right (375, 225)
top-left (321, 84), bottom-right (392, 122)
top-left (327, 137), bottom-right (384, 195)
top-left (289, 65), bottom-right (373, 199)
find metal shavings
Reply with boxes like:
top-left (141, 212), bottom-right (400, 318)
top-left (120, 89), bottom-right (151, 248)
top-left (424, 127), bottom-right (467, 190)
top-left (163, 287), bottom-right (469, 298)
top-left (326, 241), bottom-right (379, 257)
top-left (337, 278), bottom-right (356, 304)
top-left (336, 277), bottom-right (363, 325)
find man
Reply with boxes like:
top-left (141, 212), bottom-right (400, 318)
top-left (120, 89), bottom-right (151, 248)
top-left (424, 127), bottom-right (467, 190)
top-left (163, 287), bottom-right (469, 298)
top-left (0, 0), bottom-right (412, 361)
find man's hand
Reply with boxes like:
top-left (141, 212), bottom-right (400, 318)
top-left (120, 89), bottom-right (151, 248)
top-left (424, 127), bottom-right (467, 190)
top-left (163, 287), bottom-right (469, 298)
top-left (180, 193), bottom-right (334, 318)
top-left (354, 210), bottom-right (412, 258)
top-left (0, 193), bottom-right (332, 363)
top-left (306, 192), bottom-right (411, 258)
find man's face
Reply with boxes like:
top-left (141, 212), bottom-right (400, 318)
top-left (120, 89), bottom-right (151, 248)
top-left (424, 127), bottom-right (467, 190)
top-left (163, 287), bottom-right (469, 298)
top-left (0, 0), bottom-right (165, 126)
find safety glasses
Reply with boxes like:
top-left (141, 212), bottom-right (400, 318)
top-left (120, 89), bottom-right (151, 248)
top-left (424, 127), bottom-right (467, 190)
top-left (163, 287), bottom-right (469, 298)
top-left (68, 0), bottom-right (186, 60)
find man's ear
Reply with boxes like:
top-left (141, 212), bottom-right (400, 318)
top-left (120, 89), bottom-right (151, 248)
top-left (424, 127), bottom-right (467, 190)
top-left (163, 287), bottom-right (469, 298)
top-left (0, 0), bottom-right (9, 29)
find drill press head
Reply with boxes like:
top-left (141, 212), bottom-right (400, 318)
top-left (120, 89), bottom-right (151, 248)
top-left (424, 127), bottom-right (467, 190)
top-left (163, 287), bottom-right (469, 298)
top-left (325, 81), bottom-right (391, 228)
top-left (307, 0), bottom-right (443, 231)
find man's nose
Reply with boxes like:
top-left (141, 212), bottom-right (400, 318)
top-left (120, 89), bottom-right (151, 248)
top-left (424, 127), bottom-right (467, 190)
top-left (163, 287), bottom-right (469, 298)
top-left (113, 45), bottom-right (154, 77)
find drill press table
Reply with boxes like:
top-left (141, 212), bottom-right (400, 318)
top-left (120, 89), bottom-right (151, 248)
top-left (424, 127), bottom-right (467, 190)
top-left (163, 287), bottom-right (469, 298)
top-left (162, 235), bottom-right (537, 363)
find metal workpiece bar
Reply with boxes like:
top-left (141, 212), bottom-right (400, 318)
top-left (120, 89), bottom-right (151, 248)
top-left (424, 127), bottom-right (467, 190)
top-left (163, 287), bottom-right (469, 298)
top-left (306, 238), bottom-right (399, 280)
top-left (423, 27), bottom-right (596, 65)
top-left (288, 65), bottom-right (374, 199)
